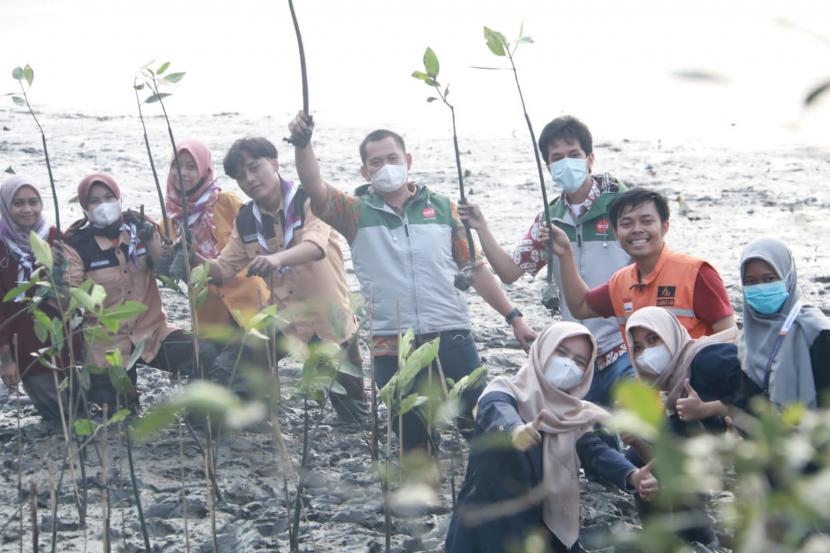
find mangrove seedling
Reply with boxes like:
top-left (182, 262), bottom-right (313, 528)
top-left (479, 26), bottom-right (561, 313)
top-left (412, 48), bottom-right (476, 291)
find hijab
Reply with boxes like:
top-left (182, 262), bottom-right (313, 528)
top-left (739, 238), bottom-right (830, 409)
top-left (70, 173), bottom-right (124, 239)
top-left (0, 175), bottom-right (50, 286)
top-left (482, 321), bottom-right (608, 547)
top-left (165, 140), bottom-right (220, 258)
top-left (626, 306), bottom-right (739, 411)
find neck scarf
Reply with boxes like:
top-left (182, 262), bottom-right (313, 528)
top-left (738, 238), bottom-right (830, 409)
top-left (0, 175), bottom-right (50, 297)
top-left (626, 306), bottom-right (739, 411)
top-left (165, 140), bottom-right (221, 258)
top-left (482, 322), bottom-right (609, 547)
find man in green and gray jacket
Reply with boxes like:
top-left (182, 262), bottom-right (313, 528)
top-left (288, 111), bottom-right (537, 453)
top-left (460, 115), bottom-right (633, 406)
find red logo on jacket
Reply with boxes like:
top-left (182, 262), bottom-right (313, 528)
top-left (422, 207), bottom-right (436, 219)
top-left (596, 218), bottom-right (610, 234)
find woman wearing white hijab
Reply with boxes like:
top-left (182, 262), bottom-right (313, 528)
top-left (626, 306), bottom-right (741, 433)
top-left (445, 322), bottom-right (657, 553)
top-left (0, 175), bottom-right (77, 420)
top-left (736, 238), bottom-right (830, 411)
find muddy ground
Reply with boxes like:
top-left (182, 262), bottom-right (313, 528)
top-left (1, 108), bottom-right (829, 552)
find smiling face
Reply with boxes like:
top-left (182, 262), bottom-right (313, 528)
top-left (9, 185), bottom-right (42, 229)
top-left (170, 150), bottom-right (200, 192)
top-left (234, 151), bottom-right (280, 205)
top-left (553, 334), bottom-right (593, 373)
top-left (742, 258), bottom-right (780, 286)
top-left (614, 200), bottom-right (669, 259)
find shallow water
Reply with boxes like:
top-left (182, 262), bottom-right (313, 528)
top-left (0, 108), bottom-right (829, 551)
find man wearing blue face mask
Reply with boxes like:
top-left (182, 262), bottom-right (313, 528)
top-left (460, 116), bottom-right (634, 406)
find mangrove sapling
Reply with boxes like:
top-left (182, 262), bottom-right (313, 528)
top-left (478, 26), bottom-right (560, 312)
top-left (30, 481), bottom-right (38, 552)
top-left (101, 404), bottom-right (111, 553)
top-left (411, 49), bottom-right (477, 291)
top-left (285, 0), bottom-right (312, 147)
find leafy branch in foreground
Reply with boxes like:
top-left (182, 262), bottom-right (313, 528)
top-left (412, 48), bottom-right (477, 292)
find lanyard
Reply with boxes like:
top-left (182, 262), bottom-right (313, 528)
top-left (762, 301), bottom-right (803, 394)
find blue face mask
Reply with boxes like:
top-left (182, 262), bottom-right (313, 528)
top-left (744, 280), bottom-right (789, 315)
top-left (550, 157), bottom-right (588, 193)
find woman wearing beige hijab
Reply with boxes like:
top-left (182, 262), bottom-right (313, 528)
top-left (445, 322), bottom-right (657, 553)
top-left (626, 306), bottom-right (741, 434)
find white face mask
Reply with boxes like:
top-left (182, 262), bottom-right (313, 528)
top-left (86, 200), bottom-right (122, 227)
top-left (544, 356), bottom-right (584, 392)
top-left (370, 164), bottom-right (407, 194)
top-left (636, 344), bottom-right (672, 376)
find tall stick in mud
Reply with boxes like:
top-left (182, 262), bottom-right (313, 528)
top-left (144, 67), bottom-right (220, 552)
top-left (132, 79), bottom-right (170, 239)
top-left (369, 293), bottom-right (379, 461)
top-left (481, 27), bottom-right (559, 311)
top-left (412, 49), bottom-right (476, 291)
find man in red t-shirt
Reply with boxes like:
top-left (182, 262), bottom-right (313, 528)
top-left (546, 188), bottom-right (735, 339)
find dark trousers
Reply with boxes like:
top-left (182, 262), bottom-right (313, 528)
top-left (375, 329), bottom-right (482, 453)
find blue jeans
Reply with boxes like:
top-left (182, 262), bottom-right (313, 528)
top-left (375, 329), bottom-right (482, 453)
top-left (583, 351), bottom-right (635, 407)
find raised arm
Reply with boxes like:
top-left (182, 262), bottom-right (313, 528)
top-left (458, 200), bottom-right (524, 284)
top-left (547, 224), bottom-right (598, 319)
top-left (289, 111), bottom-right (328, 214)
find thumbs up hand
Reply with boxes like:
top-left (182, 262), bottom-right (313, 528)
top-left (628, 460), bottom-right (659, 501)
top-left (675, 379), bottom-right (707, 422)
top-left (511, 411), bottom-right (546, 451)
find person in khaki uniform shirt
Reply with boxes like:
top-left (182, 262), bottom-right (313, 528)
top-left (61, 173), bottom-right (215, 410)
top-left (189, 137), bottom-right (365, 421)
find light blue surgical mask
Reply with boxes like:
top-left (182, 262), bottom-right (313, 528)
top-left (550, 157), bottom-right (588, 193)
top-left (744, 280), bottom-right (789, 315)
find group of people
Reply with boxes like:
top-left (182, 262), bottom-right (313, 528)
top-left (1, 113), bottom-right (827, 552)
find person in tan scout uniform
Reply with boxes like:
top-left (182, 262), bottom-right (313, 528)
top-left (189, 137), bottom-right (366, 422)
top-left (61, 173), bottom-right (215, 410)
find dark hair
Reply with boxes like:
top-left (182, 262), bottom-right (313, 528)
top-left (359, 129), bottom-right (406, 163)
top-left (223, 137), bottom-right (278, 179)
top-left (537, 116), bottom-right (593, 162)
top-left (608, 188), bottom-right (671, 230)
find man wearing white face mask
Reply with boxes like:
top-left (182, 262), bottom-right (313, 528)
top-left (459, 116), bottom-right (634, 406)
top-left (288, 112), bottom-right (537, 453)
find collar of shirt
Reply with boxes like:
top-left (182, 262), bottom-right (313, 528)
top-left (564, 177), bottom-right (601, 221)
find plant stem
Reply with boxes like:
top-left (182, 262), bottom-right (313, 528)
top-left (125, 429), bottom-right (151, 551)
top-left (287, 0), bottom-right (309, 116)
top-left (178, 411), bottom-right (191, 553)
top-left (290, 395), bottom-right (311, 553)
top-left (101, 404), bottom-right (110, 553)
top-left (29, 482), bottom-right (38, 553)
top-left (369, 294), bottom-right (378, 461)
top-left (133, 81), bottom-right (170, 239)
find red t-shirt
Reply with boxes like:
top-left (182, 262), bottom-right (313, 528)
top-left (586, 263), bottom-right (733, 325)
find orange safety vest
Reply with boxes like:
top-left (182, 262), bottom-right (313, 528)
top-left (609, 247), bottom-right (713, 341)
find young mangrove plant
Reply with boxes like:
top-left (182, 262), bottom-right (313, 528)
top-left (411, 48), bottom-right (477, 291)
top-left (479, 25), bottom-right (560, 313)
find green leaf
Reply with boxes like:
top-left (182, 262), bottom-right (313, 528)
top-left (517, 36), bottom-right (534, 44)
top-left (90, 282), bottom-right (107, 306)
top-left (23, 65), bottom-right (33, 87)
top-left (423, 47), bottom-right (440, 77)
top-left (106, 348), bottom-right (124, 370)
top-left (424, 78), bottom-right (438, 87)
top-left (426, 97), bottom-right (438, 103)
top-left (29, 230), bottom-right (53, 270)
top-left (398, 329), bottom-right (414, 367)
top-left (613, 378), bottom-right (664, 431)
top-left (337, 360), bottom-right (363, 378)
top-left (194, 287), bottom-right (208, 309)
top-left (444, 84), bottom-right (449, 98)
top-left (57, 377), bottom-right (69, 392)
top-left (483, 27), bottom-right (507, 57)
top-left (11, 96), bottom-right (24, 107)
top-left (450, 366), bottom-right (488, 398)
top-left (411, 70), bottom-right (430, 82)
top-left (3, 279), bottom-right (37, 302)
top-left (109, 408), bottom-right (131, 424)
top-left (806, 80), bottom-right (830, 107)
top-left (4, 166), bottom-right (14, 175)
top-left (70, 288), bottom-right (96, 312)
top-left (11, 67), bottom-right (24, 80)
top-left (145, 92), bottom-right (172, 104)
top-left (73, 419), bottom-right (99, 437)
top-left (130, 403), bottom-right (180, 441)
top-left (162, 72), bottom-right (186, 84)
top-left (126, 339), bottom-right (145, 371)
top-left (109, 361), bottom-right (134, 394)
top-left (33, 309), bottom-right (51, 343)
top-left (77, 368), bottom-right (90, 391)
top-left (103, 301), bottom-right (148, 322)
top-left (327, 304), bottom-right (346, 341)
top-left (329, 380), bottom-right (347, 396)
top-left (133, 83), bottom-right (145, 91)
top-left (404, 337), bottom-right (440, 376)
top-left (156, 61), bottom-right (171, 75)
top-left (399, 394), bottom-right (428, 416)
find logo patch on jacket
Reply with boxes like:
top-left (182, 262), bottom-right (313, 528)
top-left (422, 207), bottom-right (436, 219)
top-left (623, 299), bottom-right (633, 313)
top-left (595, 218), bottom-right (610, 234)
top-left (656, 286), bottom-right (676, 307)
